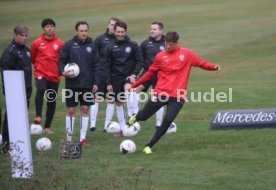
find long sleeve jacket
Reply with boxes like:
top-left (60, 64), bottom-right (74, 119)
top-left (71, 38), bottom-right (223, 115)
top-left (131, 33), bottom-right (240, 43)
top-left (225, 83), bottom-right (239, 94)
top-left (132, 45), bottom-right (218, 100)
top-left (31, 34), bottom-right (64, 83)
top-left (93, 30), bottom-right (116, 77)
top-left (105, 36), bottom-right (143, 85)
top-left (0, 40), bottom-right (32, 89)
top-left (58, 36), bottom-right (100, 88)
top-left (140, 35), bottom-right (165, 72)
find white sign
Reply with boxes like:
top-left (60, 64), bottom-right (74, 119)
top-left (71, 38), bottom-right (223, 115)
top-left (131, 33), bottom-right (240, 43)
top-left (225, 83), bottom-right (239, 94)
top-left (3, 71), bottom-right (33, 178)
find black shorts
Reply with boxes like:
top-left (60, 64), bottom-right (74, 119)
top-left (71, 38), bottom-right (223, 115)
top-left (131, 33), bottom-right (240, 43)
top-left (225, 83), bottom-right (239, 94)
top-left (107, 77), bottom-right (130, 101)
top-left (65, 88), bottom-right (95, 107)
top-left (95, 78), bottom-right (108, 98)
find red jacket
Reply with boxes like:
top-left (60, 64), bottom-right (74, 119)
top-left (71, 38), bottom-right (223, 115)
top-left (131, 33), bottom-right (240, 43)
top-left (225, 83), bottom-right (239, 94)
top-left (31, 34), bottom-right (64, 83)
top-left (132, 45), bottom-right (218, 100)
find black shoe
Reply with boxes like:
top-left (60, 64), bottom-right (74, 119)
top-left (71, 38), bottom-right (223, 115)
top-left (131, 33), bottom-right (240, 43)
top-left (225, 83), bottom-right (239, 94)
top-left (103, 129), bottom-right (107, 133)
top-left (90, 127), bottom-right (96, 132)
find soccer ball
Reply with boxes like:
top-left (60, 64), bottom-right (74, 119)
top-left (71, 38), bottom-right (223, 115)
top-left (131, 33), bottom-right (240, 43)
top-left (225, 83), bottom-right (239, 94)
top-left (123, 122), bottom-right (140, 137)
top-left (106, 121), bottom-right (121, 133)
top-left (36, 137), bottom-right (52, 151)
top-left (30, 123), bottom-right (43, 135)
top-left (120, 139), bottom-right (136, 154)
top-left (0, 134), bottom-right (2, 145)
top-left (133, 122), bottom-right (141, 132)
top-left (64, 63), bottom-right (80, 77)
top-left (166, 122), bottom-right (177, 133)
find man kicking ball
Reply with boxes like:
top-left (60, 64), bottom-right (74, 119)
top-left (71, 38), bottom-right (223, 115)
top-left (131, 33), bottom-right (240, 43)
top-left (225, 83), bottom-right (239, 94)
top-left (128, 31), bottom-right (220, 154)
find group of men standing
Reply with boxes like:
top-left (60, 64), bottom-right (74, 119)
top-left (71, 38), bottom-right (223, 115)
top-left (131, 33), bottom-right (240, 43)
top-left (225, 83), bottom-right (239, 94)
top-left (0, 17), bottom-right (167, 151)
top-left (0, 17), bottom-right (220, 154)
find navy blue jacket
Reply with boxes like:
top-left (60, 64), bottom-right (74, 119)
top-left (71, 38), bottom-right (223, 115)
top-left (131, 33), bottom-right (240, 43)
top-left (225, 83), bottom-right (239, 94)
top-left (105, 36), bottom-right (143, 85)
top-left (0, 40), bottom-right (32, 90)
top-left (140, 35), bottom-right (165, 72)
top-left (94, 30), bottom-right (116, 77)
top-left (58, 36), bottom-right (101, 88)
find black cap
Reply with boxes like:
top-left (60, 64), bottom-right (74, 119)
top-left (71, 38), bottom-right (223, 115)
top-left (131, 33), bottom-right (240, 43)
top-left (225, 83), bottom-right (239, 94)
top-left (41, 18), bottom-right (56, 28)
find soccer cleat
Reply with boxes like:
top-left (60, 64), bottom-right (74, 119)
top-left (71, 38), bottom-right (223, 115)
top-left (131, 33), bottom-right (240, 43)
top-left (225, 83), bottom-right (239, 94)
top-left (114, 131), bottom-right (123, 138)
top-left (80, 139), bottom-right (88, 145)
top-left (128, 115), bottom-right (137, 125)
top-left (44, 128), bottom-right (54, 134)
top-left (143, 146), bottom-right (152, 154)
top-left (33, 116), bottom-right (42, 124)
top-left (90, 127), bottom-right (96, 133)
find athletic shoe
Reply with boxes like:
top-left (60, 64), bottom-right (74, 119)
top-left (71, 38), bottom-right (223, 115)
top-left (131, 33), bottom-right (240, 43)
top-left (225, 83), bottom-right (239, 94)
top-left (90, 127), bottom-right (96, 133)
top-left (114, 131), bottom-right (123, 138)
top-left (44, 128), bottom-right (54, 134)
top-left (143, 146), bottom-right (152, 154)
top-left (33, 116), bottom-right (42, 124)
top-left (80, 139), bottom-right (88, 145)
top-left (128, 115), bottom-right (136, 125)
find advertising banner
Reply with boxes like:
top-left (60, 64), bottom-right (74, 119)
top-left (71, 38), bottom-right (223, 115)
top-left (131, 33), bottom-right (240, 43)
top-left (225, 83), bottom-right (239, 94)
top-left (210, 109), bottom-right (276, 130)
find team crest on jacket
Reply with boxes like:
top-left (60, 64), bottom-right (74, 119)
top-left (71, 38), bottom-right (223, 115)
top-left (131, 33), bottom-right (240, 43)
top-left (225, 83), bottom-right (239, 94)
top-left (53, 44), bottom-right (59, 50)
top-left (125, 47), bottom-right (131, 53)
top-left (26, 51), bottom-right (31, 57)
top-left (86, 47), bottom-right (92, 53)
top-left (179, 54), bottom-right (185, 61)
top-left (159, 46), bottom-right (164, 51)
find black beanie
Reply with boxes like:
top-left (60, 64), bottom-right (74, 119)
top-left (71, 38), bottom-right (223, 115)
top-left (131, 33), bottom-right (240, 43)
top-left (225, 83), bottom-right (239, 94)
top-left (41, 18), bottom-right (56, 28)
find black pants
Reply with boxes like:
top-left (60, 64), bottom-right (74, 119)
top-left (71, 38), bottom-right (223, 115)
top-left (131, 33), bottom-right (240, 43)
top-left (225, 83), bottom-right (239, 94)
top-left (136, 96), bottom-right (185, 148)
top-left (35, 78), bottom-right (59, 128)
top-left (2, 87), bottom-right (32, 145)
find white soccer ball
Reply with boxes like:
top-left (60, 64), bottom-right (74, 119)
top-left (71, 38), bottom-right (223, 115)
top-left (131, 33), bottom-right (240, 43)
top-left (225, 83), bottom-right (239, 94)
top-left (123, 123), bottom-right (140, 137)
top-left (64, 63), bottom-right (80, 78)
top-left (132, 122), bottom-right (141, 132)
top-left (166, 122), bottom-right (177, 133)
top-left (0, 134), bottom-right (2, 145)
top-left (106, 121), bottom-right (121, 133)
top-left (30, 123), bottom-right (43, 135)
top-left (36, 137), bottom-right (52, 151)
top-left (120, 139), bottom-right (136, 154)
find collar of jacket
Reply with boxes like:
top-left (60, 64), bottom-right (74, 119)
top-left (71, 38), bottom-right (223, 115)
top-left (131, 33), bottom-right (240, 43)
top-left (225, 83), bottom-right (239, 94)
top-left (12, 39), bottom-right (26, 49)
top-left (148, 35), bottom-right (165, 43)
top-left (165, 44), bottom-right (181, 53)
top-left (115, 35), bottom-right (130, 44)
top-left (40, 34), bottom-right (57, 41)
top-left (73, 35), bottom-right (92, 44)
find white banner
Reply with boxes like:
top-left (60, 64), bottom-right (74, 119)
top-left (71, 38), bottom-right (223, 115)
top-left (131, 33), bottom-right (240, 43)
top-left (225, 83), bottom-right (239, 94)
top-left (4, 71), bottom-right (33, 178)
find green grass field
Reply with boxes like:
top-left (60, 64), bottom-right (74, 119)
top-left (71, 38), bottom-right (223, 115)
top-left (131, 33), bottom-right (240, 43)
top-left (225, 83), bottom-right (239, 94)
top-left (0, 0), bottom-right (276, 189)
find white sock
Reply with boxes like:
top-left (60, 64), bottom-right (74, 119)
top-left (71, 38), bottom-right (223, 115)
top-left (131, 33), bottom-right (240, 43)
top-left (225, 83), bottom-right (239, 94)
top-left (133, 92), bottom-right (140, 115)
top-left (116, 105), bottom-right (126, 131)
top-left (80, 116), bottom-right (89, 141)
top-left (104, 103), bottom-right (115, 129)
top-left (126, 91), bottom-right (133, 117)
top-left (90, 102), bottom-right (99, 128)
top-left (66, 116), bottom-right (75, 140)
top-left (156, 107), bottom-right (164, 127)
